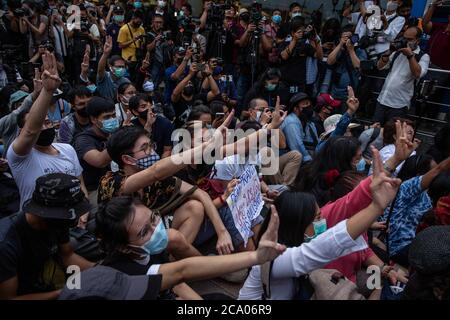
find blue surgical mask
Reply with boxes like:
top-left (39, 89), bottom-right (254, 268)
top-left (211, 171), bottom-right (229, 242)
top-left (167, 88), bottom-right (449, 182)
top-left (113, 67), bottom-right (126, 78)
top-left (143, 80), bottom-right (155, 92)
top-left (142, 220), bottom-right (168, 255)
top-left (272, 15), bottom-right (282, 24)
top-left (265, 83), bottom-right (277, 91)
top-left (304, 218), bottom-right (327, 242)
top-left (356, 158), bottom-right (366, 172)
top-left (101, 117), bottom-right (120, 133)
top-left (86, 84), bottom-right (97, 93)
top-left (134, 150), bottom-right (160, 170)
top-left (134, 1), bottom-right (142, 9)
top-left (113, 15), bottom-right (124, 23)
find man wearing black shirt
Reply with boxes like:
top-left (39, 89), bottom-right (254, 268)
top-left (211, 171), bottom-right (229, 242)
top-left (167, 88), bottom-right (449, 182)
top-left (73, 97), bottom-right (117, 205)
top-left (0, 173), bottom-right (93, 299)
top-left (128, 94), bottom-right (174, 158)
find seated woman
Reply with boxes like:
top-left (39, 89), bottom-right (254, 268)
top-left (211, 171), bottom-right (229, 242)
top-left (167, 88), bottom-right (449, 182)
top-left (96, 195), bottom-right (286, 300)
top-left (238, 147), bottom-right (402, 300)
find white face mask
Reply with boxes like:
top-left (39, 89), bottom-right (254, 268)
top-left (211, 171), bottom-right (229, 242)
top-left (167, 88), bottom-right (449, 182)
top-left (386, 1), bottom-right (399, 12)
top-left (158, 1), bottom-right (166, 8)
top-left (256, 111), bottom-right (262, 122)
top-left (364, 1), bottom-right (374, 9)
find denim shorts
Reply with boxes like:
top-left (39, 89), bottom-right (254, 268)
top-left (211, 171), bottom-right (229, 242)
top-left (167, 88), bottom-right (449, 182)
top-left (194, 205), bottom-right (264, 248)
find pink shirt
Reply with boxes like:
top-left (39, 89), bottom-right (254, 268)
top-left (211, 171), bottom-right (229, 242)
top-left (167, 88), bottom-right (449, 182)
top-left (321, 176), bottom-right (375, 282)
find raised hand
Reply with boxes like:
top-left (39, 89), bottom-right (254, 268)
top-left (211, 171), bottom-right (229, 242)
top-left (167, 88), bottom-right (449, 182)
top-left (32, 67), bottom-right (43, 95)
top-left (216, 229), bottom-right (234, 255)
top-left (224, 178), bottom-right (240, 199)
top-left (346, 86), bottom-right (359, 115)
top-left (81, 44), bottom-right (91, 74)
top-left (268, 96), bottom-right (287, 129)
top-left (256, 205), bottom-right (287, 264)
top-left (41, 53), bottom-right (61, 93)
top-left (103, 35), bottom-right (113, 56)
top-left (393, 120), bottom-right (419, 163)
top-left (370, 146), bottom-right (402, 211)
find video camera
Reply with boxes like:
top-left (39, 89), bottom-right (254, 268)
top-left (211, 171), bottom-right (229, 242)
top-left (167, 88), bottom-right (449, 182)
top-left (390, 37), bottom-right (408, 51)
top-left (206, 0), bottom-right (233, 30)
top-left (143, 30), bottom-right (172, 42)
top-left (249, 2), bottom-right (263, 34)
top-left (13, 7), bottom-right (32, 17)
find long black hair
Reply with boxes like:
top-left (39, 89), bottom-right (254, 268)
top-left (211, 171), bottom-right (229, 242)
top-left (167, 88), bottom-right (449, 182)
top-left (397, 154), bottom-right (434, 182)
top-left (257, 191), bottom-right (317, 248)
top-left (292, 136), bottom-right (361, 207)
top-left (252, 68), bottom-right (282, 96)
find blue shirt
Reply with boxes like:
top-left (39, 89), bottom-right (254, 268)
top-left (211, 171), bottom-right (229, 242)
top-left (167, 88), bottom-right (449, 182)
top-left (381, 176), bottom-right (432, 256)
top-left (47, 99), bottom-right (71, 122)
top-left (217, 79), bottom-right (238, 100)
top-left (164, 65), bottom-right (189, 104)
top-left (280, 113), bottom-right (319, 162)
top-left (97, 71), bottom-right (130, 101)
top-left (315, 112), bottom-right (352, 153)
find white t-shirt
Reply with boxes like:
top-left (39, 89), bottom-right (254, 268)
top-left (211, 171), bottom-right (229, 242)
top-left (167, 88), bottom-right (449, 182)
top-left (7, 143), bottom-right (83, 209)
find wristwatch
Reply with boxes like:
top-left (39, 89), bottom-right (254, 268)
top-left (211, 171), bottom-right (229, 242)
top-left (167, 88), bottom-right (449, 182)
top-left (407, 53), bottom-right (415, 60)
top-left (383, 163), bottom-right (396, 175)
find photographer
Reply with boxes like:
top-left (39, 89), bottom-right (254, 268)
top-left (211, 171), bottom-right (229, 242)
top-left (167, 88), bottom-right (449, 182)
top-left (355, 0), bottom-right (406, 55)
top-left (117, 9), bottom-right (145, 77)
top-left (374, 26), bottom-right (430, 124)
top-left (279, 18), bottom-right (321, 99)
top-left (49, 6), bottom-right (70, 71)
top-left (106, 5), bottom-right (126, 57)
top-left (202, 65), bottom-right (237, 108)
top-left (164, 46), bottom-right (192, 104)
top-left (325, 27), bottom-right (366, 103)
top-left (19, 0), bottom-right (49, 59)
top-left (277, 2), bottom-right (305, 40)
top-left (29, 41), bottom-right (64, 74)
top-left (148, 0), bottom-right (177, 35)
top-left (146, 14), bottom-right (173, 89)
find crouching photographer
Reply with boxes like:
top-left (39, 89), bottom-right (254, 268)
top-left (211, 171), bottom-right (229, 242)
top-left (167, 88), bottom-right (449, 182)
top-left (373, 26), bottom-right (430, 124)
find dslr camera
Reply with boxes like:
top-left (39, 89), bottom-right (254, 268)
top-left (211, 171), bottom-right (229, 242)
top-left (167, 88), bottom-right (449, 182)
top-left (13, 7), bottom-right (32, 17)
top-left (390, 37), bottom-right (408, 51)
top-left (249, 2), bottom-right (263, 34)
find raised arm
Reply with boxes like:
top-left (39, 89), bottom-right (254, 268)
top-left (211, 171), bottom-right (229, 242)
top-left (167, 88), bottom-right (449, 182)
top-left (171, 63), bottom-right (197, 103)
top-left (12, 55), bottom-right (61, 156)
top-left (97, 35), bottom-right (113, 81)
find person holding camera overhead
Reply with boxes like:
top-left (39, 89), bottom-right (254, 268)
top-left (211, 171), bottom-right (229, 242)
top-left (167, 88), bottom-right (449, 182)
top-left (373, 26), bottom-right (430, 125)
top-left (279, 18), bottom-right (321, 100)
top-left (18, 0), bottom-right (49, 59)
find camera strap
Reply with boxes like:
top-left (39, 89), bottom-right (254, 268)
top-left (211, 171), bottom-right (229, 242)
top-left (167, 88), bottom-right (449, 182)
top-left (126, 23), bottom-right (138, 48)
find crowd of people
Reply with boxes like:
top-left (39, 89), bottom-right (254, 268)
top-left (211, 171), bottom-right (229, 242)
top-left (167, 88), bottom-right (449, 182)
top-left (0, 0), bottom-right (450, 300)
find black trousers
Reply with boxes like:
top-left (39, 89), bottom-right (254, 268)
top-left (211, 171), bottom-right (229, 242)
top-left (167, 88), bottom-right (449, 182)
top-left (372, 102), bottom-right (408, 125)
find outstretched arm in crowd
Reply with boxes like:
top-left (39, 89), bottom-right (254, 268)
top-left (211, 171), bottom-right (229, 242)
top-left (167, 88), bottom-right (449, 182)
top-left (0, 277), bottom-right (61, 300)
top-left (97, 36), bottom-right (113, 81)
top-left (171, 63), bottom-right (197, 103)
top-left (80, 45), bottom-right (91, 84)
top-left (12, 55), bottom-right (61, 157)
top-left (171, 47), bottom-right (194, 82)
top-left (157, 206), bottom-right (285, 290)
top-left (327, 32), bottom-right (349, 65)
top-left (423, 1), bottom-right (442, 34)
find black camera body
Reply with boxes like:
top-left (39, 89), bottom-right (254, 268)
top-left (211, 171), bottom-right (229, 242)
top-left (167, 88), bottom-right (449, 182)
top-left (304, 28), bottom-right (316, 40)
top-left (79, 18), bottom-right (92, 33)
top-left (390, 37), bottom-right (408, 51)
top-left (249, 2), bottom-right (263, 35)
top-left (207, 0), bottom-right (232, 29)
top-left (13, 7), bottom-right (32, 18)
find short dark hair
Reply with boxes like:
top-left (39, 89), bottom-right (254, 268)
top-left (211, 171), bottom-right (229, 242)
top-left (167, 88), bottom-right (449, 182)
top-left (86, 96), bottom-right (115, 119)
top-left (408, 26), bottom-right (423, 39)
top-left (249, 98), bottom-right (265, 110)
top-left (96, 196), bottom-right (143, 255)
top-left (289, 2), bottom-right (302, 11)
top-left (428, 173), bottom-right (450, 206)
top-left (132, 9), bottom-right (144, 19)
top-left (129, 93), bottom-right (151, 112)
top-left (66, 86), bottom-right (91, 105)
top-left (108, 55), bottom-right (125, 66)
top-left (187, 105), bottom-right (212, 122)
top-left (107, 126), bottom-right (148, 167)
top-left (183, 3), bottom-right (192, 14)
top-left (383, 117), bottom-right (415, 145)
top-left (290, 17), bottom-right (305, 33)
top-left (117, 82), bottom-right (135, 95)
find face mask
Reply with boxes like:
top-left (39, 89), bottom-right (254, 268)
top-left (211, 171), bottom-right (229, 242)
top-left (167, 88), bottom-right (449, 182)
top-left (143, 80), bottom-right (155, 92)
top-left (142, 220), bottom-right (168, 255)
top-left (113, 67), bottom-right (126, 78)
top-left (134, 150), bottom-right (160, 170)
top-left (134, 1), bottom-right (142, 9)
top-left (183, 85), bottom-right (194, 97)
top-left (101, 117), bottom-right (120, 134)
top-left (256, 111), bottom-right (262, 122)
top-left (364, 1), bottom-right (374, 9)
top-left (137, 108), bottom-right (149, 121)
top-left (313, 218), bottom-right (327, 237)
top-left (386, 1), bottom-right (399, 12)
top-left (291, 12), bottom-right (302, 19)
top-left (113, 15), bottom-right (124, 23)
top-left (178, 10), bottom-right (184, 17)
top-left (120, 95), bottom-right (131, 106)
top-left (76, 107), bottom-right (89, 118)
top-left (272, 15), bottom-right (282, 24)
top-left (86, 84), bottom-right (96, 93)
top-left (158, 1), bottom-right (166, 8)
top-left (408, 41), bottom-right (418, 50)
top-left (265, 83), bottom-right (277, 91)
top-left (36, 127), bottom-right (56, 146)
top-left (356, 158), bottom-right (366, 172)
top-left (302, 106), bottom-right (314, 119)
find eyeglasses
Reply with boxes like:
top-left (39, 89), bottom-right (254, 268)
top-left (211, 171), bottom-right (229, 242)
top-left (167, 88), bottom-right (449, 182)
top-left (129, 142), bottom-right (156, 156)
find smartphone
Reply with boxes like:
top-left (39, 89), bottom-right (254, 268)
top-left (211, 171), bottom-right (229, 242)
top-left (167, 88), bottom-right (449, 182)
top-left (215, 112), bottom-right (225, 117)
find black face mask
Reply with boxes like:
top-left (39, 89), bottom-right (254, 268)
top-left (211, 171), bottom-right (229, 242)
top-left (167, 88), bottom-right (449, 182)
top-left (138, 109), bottom-right (148, 121)
top-left (36, 127), bottom-right (56, 147)
top-left (301, 106), bottom-right (314, 119)
top-left (183, 85), bottom-right (195, 97)
top-left (176, 57), bottom-right (184, 64)
top-left (76, 107), bottom-right (88, 118)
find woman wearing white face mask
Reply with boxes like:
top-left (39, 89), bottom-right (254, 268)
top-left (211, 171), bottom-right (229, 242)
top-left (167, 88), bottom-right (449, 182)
top-left (115, 82), bottom-right (136, 126)
top-left (238, 148), bottom-right (403, 300)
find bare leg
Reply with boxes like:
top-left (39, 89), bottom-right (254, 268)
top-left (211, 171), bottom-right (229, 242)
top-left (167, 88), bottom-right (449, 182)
top-left (167, 228), bottom-right (202, 259)
top-left (171, 199), bottom-right (204, 244)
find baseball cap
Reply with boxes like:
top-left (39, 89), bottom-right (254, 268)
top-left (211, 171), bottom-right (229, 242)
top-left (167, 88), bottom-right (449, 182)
top-left (316, 93), bottom-right (342, 109)
top-left (58, 266), bottom-right (162, 300)
top-left (174, 46), bottom-right (186, 55)
top-left (289, 92), bottom-right (310, 108)
top-left (9, 90), bottom-right (29, 106)
top-left (409, 226), bottom-right (450, 275)
top-left (23, 173), bottom-right (91, 220)
top-left (238, 8), bottom-right (249, 16)
top-left (320, 114), bottom-right (360, 140)
top-left (113, 5), bottom-right (124, 13)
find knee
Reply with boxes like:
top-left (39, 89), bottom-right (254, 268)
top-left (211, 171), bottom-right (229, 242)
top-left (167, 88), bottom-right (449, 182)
top-left (184, 199), bottom-right (205, 220)
top-left (288, 151), bottom-right (302, 164)
top-left (168, 228), bottom-right (187, 248)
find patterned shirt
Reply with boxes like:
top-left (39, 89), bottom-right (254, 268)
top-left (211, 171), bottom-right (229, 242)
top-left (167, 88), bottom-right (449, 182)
top-left (381, 176), bottom-right (432, 256)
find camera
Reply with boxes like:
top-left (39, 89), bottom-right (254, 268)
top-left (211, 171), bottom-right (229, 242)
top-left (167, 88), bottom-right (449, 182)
top-left (390, 37), bottom-right (408, 51)
top-left (207, 0), bottom-right (232, 30)
top-left (359, 35), bottom-right (378, 49)
top-left (13, 7), bottom-right (31, 17)
top-left (249, 2), bottom-right (263, 34)
top-left (79, 18), bottom-right (92, 33)
top-left (162, 30), bottom-right (172, 41)
top-left (304, 27), bottom-right (316, 40)
top-left (350, 34), bottom-right (359, 46)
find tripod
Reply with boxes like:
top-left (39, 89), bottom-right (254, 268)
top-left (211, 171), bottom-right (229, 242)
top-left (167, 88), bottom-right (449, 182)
top-left (249, 31), bottom-right (260, 86)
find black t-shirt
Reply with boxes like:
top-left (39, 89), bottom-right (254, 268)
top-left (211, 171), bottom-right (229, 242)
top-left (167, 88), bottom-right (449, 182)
top-left (0, 213), bottom-right (66, 295)
top-left (172, 97), bottom-right (194, 128)
top-left (131, 115), bottom-right (174, 157)
top-left (102, 251), bottom-right (172, 300)
top-left (279, 40), bottom-right (315, 91)
top-left (73, 128), bottom-right (110, 192)
top-left (243, 86), bottom-right (279, 110)
top-left (311, 114), bottom-right (325, 136)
